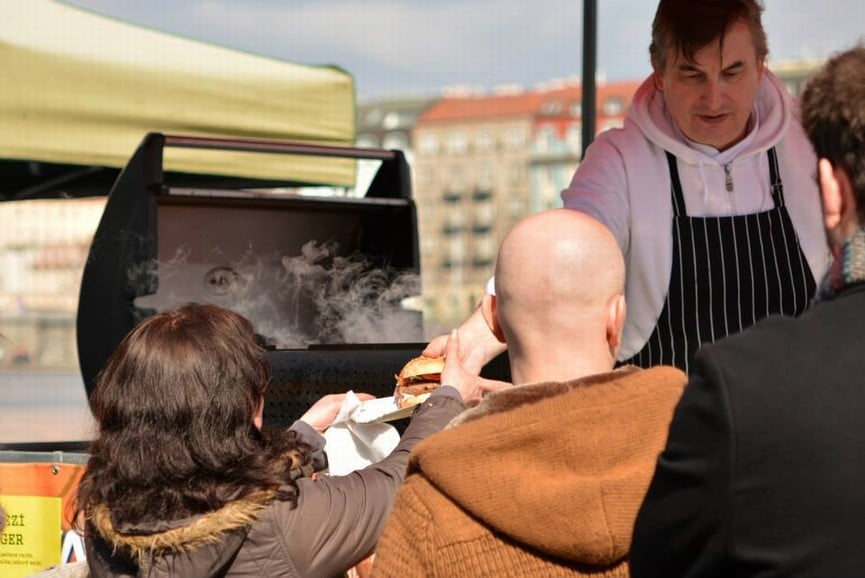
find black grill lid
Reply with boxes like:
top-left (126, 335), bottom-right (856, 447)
top-left (77, 133), bottom-right (421, 400)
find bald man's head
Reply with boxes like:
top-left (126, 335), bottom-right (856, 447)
top-left (491, 209), bottom-right (625, 366)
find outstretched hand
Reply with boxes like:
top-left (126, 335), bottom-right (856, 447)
top-left (299, 392), bottom-right (375, 433)
top-left (441, 330), bottom-right (511, 406)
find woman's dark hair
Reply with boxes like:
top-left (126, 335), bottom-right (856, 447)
top-left (650, 0), bottom-right (768, 72)
top-left (801, 45), bottom-right (865, 220)
top-left (76, 303), bottom-right (310, 527)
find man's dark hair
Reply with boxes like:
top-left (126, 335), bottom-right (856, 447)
top-left (650, 0), bottom-right (768, 72)
top-left (801, 45), bottom-right (865, 217)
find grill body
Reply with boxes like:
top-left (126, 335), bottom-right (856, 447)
top-left (77, 133), bottom-right (509, 425)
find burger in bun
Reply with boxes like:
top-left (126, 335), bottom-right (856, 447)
top-left (394, 355), bottom-right (444, 409)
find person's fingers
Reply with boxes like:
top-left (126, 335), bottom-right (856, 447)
top-left (423, 333), bottom-right (449, 357)
top-left (441, 331), bottom-right (462, 382)
top-left (444, 329), bottom-right (459, 358)
top-left (478, 377), bottom-right (512, 393)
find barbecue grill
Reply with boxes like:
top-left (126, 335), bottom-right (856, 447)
top-left (77, 133), bottom-right (509, 428)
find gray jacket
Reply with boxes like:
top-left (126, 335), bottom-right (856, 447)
top-left (84, 391), bottom-right (464, 578)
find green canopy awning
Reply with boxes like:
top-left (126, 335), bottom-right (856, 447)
top-left (0, 0), bottom-right (357, 195)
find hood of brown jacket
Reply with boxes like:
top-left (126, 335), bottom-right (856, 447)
top-left (409, 365), bottom-right (686, 566)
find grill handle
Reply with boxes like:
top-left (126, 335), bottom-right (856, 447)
top-left (163, 133), bottom-right (399, 161)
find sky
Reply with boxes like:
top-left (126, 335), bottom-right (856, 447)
top-left (61, 0), bottom-right (865, 102)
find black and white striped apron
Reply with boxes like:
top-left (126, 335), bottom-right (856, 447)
top-left (623, 147), bottom-right (815, 373)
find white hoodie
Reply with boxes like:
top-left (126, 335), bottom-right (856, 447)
top-left (563, 70), bottom-right (830, 361)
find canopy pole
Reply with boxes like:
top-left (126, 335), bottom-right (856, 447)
top-left (581, 0), bottom-right (597, 159)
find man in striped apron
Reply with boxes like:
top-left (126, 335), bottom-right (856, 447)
top-left (562, 0), bottom-right (829, 373)
top-left (425, 0), bottom-right (829, 380)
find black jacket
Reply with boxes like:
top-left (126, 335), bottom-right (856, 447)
top-left (630, 284), bottom-right (865, 577)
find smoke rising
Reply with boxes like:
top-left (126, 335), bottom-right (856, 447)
top-left (132, 240), bottom-right (423, 348)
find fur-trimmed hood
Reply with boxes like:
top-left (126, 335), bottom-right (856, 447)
top-left (86, 491), bottom-right (277, 578)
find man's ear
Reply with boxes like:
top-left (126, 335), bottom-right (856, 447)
top-left (819, 158), bottom-right (859, 240)
top-left (652, 70), bottom-right (664, 92)
top-left (817, 159), bottom-right (860, 248)
top-left (480, 293), bottom-right (506, 343)
top-left (819, 158), bottom-right (843, 231)
top-left (253, 397), bottom-right (264, 431)
top-left (606, 294), bottom-right (627, 357)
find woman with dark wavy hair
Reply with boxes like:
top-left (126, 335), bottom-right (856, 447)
top-left (76, 303), bottom-right (474, 578)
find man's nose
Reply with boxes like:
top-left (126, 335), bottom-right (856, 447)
top-left (702, 78), bottom-right (724, 109)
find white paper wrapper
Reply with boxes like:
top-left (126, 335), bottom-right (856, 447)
top-left (322, 391), bottom-right (400, 475)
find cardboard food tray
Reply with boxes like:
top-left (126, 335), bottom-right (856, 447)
top-left (351, 396), bottom-right (415, 424)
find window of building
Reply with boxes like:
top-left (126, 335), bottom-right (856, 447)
top-left (535, 125), bottom-right (557, 153)
top-left (450, 166), bottom-right (466, 191)
top-left (476, 163), bottom-right (494, 190)
top-left (539, 167), bottom-right (560, 209)
top-left (505, 127), bottom-right (526, 150)
top-left (602, 96), bottom-right (625, 116)
top-left (474, 235), bottom-right (495, 260)
top-left (474, 202), bottom-right (494, 226)
top-left (447, 131), bottom-right (469, 155)
top-left (383, 111), bottom-right (401, 130)
top-left (442, 211), bottom-right (465, 235)
top-left (442, 190), bottom-right (462, 203)
top-left (566, 124), bottom-right (582, 154)
top-left (472, 188), bottom-right (493, 201)
top-left (442, 221), bottom-right (464, 235)
top-left (540, 100), bottom-right (563, 115)
top-left (418, 133), bottom-right (439, 155)
top-left (449, 238), bottom-right (466, 263)
top-left (476, 129), bottom-right (495, 153)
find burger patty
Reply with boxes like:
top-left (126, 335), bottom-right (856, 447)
top-left (398, 380), bottom-right (440, 396)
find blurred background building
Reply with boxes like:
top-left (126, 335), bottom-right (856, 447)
top-left (412, 80), bottom-right (640, 331)
top-left (0, 198), bottom-right (104, 369)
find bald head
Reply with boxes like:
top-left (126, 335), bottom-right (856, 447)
top-left (491, 209), bottom-right (626, 382)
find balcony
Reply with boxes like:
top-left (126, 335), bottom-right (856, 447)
top-left (442, 223), bottom-right (465, 235)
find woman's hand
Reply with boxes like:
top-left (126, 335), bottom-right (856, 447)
top-left (299, 392), bottom-right (375, 433)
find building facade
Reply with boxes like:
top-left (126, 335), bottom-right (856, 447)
top-left (0, 198), bottom-right (105, 368)
top-left (413, 81), bottom-right (640, 331)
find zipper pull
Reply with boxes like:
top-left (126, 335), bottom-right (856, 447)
top-left (724, 164), bottom-right (733, 192)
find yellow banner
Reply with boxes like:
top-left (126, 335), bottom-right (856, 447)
top-left (0, 494), bottom-right (61, 577)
